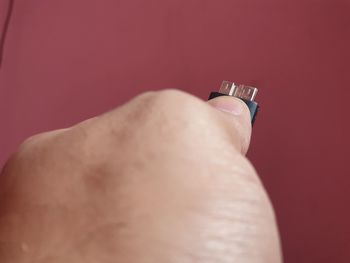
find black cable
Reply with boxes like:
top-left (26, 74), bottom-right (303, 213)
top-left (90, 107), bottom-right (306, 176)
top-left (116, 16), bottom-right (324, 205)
top-left (0, 0), bottom-right (14, 69)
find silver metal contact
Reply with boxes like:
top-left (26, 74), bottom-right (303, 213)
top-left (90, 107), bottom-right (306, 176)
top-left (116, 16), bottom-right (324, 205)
top-left (219, 81), bottom-right (258, 102)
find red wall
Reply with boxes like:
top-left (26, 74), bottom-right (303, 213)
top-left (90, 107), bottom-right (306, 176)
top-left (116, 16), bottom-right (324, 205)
top-left (1, 0), bottom-right (350, 262)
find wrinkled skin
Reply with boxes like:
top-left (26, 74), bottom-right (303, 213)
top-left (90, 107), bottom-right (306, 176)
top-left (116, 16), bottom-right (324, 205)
top-left (0, 90), bottom-right (281, 263)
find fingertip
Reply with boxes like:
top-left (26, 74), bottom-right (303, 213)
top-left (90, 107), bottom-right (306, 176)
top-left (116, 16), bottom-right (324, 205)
top-left (207, 96), bottom-right (252, 154)
top-left (207, 96), bottom-right (250, 118)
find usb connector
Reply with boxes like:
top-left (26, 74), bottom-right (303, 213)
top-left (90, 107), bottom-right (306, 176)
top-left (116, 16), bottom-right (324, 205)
top-left (209, 81), bottom-right (260, 124)
top-left (219, 81), bottom-right (258, 102)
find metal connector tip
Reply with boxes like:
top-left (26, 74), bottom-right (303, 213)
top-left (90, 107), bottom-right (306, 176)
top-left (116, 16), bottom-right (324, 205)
top-left (219, 81), bottom-right (258, 102)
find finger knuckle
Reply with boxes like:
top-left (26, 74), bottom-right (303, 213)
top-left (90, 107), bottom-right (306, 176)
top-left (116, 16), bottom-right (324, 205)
top-left (154, 89), bottom-right (200, 108)
top-left (119, 89), bottom-right (209, 127)
top-left (19, 133), bottom-right (46, 150)
top-left (11, 130), bottom-right (69, 169)
top-left (133, 89), bottom-right (199, 110)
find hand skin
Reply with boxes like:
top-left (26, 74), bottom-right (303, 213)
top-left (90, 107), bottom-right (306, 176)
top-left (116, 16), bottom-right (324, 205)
top-left (0, 90), bottom-right (281, 263)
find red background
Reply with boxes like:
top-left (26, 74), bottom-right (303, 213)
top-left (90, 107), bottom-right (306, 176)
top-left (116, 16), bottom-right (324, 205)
top-left (1, 0), bottom-right (350, 262)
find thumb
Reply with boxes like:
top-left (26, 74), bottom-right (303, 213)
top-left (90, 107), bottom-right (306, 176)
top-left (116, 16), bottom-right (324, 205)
top-left (207, 95), bottom-right (252, 154)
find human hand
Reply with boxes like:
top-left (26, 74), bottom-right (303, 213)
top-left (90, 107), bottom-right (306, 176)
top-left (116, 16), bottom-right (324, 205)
top-left (0, 90), bottom-right (281, 262)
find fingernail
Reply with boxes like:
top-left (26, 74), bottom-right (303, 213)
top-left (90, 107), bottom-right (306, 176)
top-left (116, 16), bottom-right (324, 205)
top-left (208, 96), bottom-right (244, 116)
